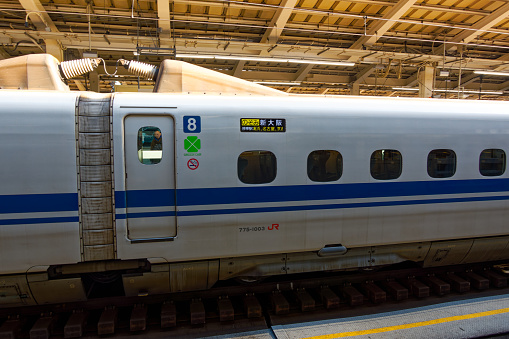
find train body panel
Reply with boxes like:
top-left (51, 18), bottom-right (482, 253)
top-left (0, 91), bottom-right (81, 274)
top-left (2, 55), bottom-right (509, 306)
top-left (111, 93), bottom-right (509, 264)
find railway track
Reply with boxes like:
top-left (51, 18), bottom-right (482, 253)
top-left (1, 262), bottom-right (508, 338)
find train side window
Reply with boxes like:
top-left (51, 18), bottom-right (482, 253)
top-left (238, 151), bottom-right (277, 184)
top-left (307, 150), bottom-right (343, 182)
top-left (480, 149), bottom-right (506, 176)
top-left (137, 126), bottom-right (163, 165)
top-left (428, 149), bottom-right (456, 178)
top-left (370, 149), bottom-right (402, 180)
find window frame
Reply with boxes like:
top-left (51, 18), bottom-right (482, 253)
top-left (479, 148), bottom-right (506, 177)
top-left (370, 149), bottom-right (402, 180)
top-left (137, 126), bottom-right (163, 165)
top-left (237, 150), bottom-right (277, 184)
top-left (427, 149), bottom-right (456, 178)
top-left (307, 150), bottom-right (343, 182)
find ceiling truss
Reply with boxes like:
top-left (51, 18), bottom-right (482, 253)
top-left (1, 0), bottom-right (509, 99)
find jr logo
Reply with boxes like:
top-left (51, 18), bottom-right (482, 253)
top-left (268, 224), bottom-right (279, 230)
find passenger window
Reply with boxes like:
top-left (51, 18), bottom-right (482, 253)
top-left (480, 149), bottom-right (506, 176)
top-left (428, 149), bottom-right (456, 178)
top-left (238, 151), bottom-right (277, 184)
top-left (370, 150), bottom-right (402, 180)
top-left (307, 150), bottom-right (343, 182)
top-left (137, 126), bottom-right (163, 165)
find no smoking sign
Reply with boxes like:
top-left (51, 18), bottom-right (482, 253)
top-left (187, 158), bottom-right (199, 170)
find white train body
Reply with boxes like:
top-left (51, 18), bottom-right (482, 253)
top-left (1, 54), bottom-right (509, 307)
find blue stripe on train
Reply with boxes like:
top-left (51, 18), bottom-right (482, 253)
top-left (3, 178), bottom-right (509, 223)
top-left (114, 194), bottom-right (509, 219)
top-left (116, 178), bottom-right (509, 210)
top-left (0, 193), bottom-right (78, 214)
top-left (175, 178), bottom-right (509, 206)
top-left (0, 216), bottom-right (79, 225)
top-left (177, 194), bottom-right (509, 216)
top-left (116, 211), bottom-right (176, 219)
top-left (114, 189), bottom-right (174, 209)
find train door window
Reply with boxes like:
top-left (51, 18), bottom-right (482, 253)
top-left (307, 150), bottom-right (343, 182)
top-left (370, 150), bottom-right (402, 180)
top-left (137, 126), bottom-right (163, 165)
top-left (428, 149), bottom-right (456, 178)
top-left (238, 151), bottom-right (277, 184)
top-left (480, 149), bottom-right (506, 176)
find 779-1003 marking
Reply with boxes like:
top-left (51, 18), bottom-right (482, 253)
top-left (239, 224), bottom-right (279, 232)
top-left (239, 227), bottom-right (265, 232)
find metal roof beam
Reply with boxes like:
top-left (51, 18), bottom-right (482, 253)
top-left (349, 0), bottom-right (418, 51)
top-left (498, 81), bottom-right (509, 91)
top-left (168, 0), bottom-right (496, 20)
top-left (402, 73), bottom-right (418, 87)
top-left (293, 64), bottom-right (314, 82)
top-left (260, 0), bottom-right (298, 44)
top-left (351, 65), bottom-right (376, 84)
top-left (18, 0), bottom-right (62, 61)
top-left (0, 48), bottom-right (10, 59)
top-left (73, 79), bottom-right (86, 91)
top-left (457, 73), bottom-right (478, 88)
top-left (451, 2), bottom-right (509, 45)
top-left (157, 0), bottom-right (172, 48)
top-left (434, 2), bottom-right (509, 55)
top-left (232, 60), bottom-right (246, 78)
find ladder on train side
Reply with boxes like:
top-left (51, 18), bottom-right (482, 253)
top-left (76, 93), bottom-right (116, 261)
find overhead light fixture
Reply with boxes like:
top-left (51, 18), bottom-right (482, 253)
top-left (254, 81), bottom-right (302, 86)
top-left (474, 71), bottom-right (509, 77)
top-left (392, 87), bottom-right (419, 91)
top-left (83, 51), bottom-right (98, 58)
top-left (444, 89), bottom-right (504, 95)
top-left (175, 54), bottom-right (355, 67)
top-left (392, 87), bottom-right (503, 95)
top-left (286, 59), bottom-right (355, 66)
top-left (435, 89), bottom-right (503, 95)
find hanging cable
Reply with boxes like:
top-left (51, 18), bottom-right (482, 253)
top-left (99, 58), bottom-right (119, 77)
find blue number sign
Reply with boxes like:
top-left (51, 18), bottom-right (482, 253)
top-left (184, 116), bottom-right (201, 133)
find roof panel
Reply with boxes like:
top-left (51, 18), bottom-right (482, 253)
top-left (2, 0), bottom-right (509, 98)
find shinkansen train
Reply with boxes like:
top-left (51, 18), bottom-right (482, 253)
top-left (1, 53), bottom-right (509, 307)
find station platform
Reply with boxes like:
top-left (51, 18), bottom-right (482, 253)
top-left (269, 294), bottom-right (509, 339)
top-left (107, 293), bottom-right (509, 338)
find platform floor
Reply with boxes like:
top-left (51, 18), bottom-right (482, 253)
top-left (268, 294), bottom-right (509, 339)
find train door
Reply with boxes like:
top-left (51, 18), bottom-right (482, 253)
top-left (124, 115), bottom-right (176, 241)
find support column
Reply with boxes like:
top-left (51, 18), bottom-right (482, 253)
top-left (419, 66), bottom-right (435, 98)
top-left (157, 0), bottom-right (172, 49)
top-left (351, 83), bottom-right (360, 96)
top-left (89, 71), bottom-right (100, 92)
top-left (45, 40), bottom-right (62, 62)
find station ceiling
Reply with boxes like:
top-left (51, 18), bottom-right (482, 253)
top-left (2, 0), bottom-right (509, 98)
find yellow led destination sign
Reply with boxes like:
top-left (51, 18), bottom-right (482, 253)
top-left (240, 118), bottom-right (286, 132)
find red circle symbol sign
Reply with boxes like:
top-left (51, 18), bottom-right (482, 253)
top-left (187, 158), bottom-right (199, 170)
